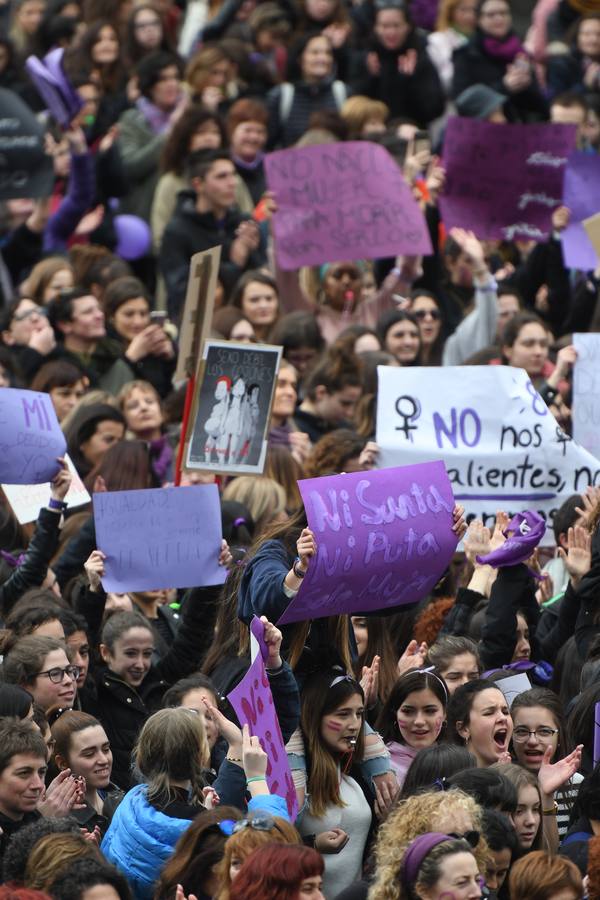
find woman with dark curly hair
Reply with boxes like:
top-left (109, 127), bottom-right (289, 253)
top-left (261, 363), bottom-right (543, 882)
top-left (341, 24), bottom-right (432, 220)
top-left (303, 428), bottom-right (367, 478)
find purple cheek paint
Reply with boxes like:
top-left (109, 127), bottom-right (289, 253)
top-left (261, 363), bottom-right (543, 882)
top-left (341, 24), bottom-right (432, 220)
top-left (326, 720), bottom-right (342, 732)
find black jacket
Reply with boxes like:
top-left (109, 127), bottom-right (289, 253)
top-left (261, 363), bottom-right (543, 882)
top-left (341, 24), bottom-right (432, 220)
top-left (266, 77), bottom-right (348, 148)
top-left (547, 50), bottom-right (588, 99)
top-left (82, 584), bottom-right (222, 790)
top-left (159, 191), bottom-right (266, 319)
top-left (0, 507), bottom-right (62, 617)
top-left (452, 30), bottom-right (548, 122)
top-left (574, 524), bottom-right (600, 660)
top-left (350, 31), bottom-right (444, 125)
top-left (71, 783), bottom-right (124, 836)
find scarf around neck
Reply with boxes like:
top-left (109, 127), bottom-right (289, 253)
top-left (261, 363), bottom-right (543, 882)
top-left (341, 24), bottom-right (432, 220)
top-left (136, 95), bottom-right (173, 135)
top-left (149, 434), bottom-right (173, 482)
top-left (482, 30), bottom-right (525, 63)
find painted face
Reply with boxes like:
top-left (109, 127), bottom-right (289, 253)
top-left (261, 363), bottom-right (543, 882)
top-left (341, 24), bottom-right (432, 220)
top-left (314, 384), bottom-right (362, 423)
top-left (512, 613), bottom-right (530, 662)
top-left (179, 687), bottom-right (219, 749)
top-left (62, 724), bottom-right (113, 791)
top-left (66, 629), bottom-right (90, 689)
top-left (512, 705), bottom-right (559, 773)
top-left (412, 296), bottom-right (442, 346)
top-left (350, 617), bottom-right (368, 657)
top-left (112, 297), bottom-right (150, 342)
top-left (458, 688), bottom-right (512, 766)
top-left (438, 653), bottom-right (480, 695)
top-left (272, 367), bottom-right (298, 421)
top-left (240, 281), bottom-right (279, 329)
top-left (320, 692), bottom-right (364, 754)
top-left (375, 7), bottom-right (410, 50)
top-left (478, 0), bottom-right (511, 39)
top-left (80, 420), bottom-right (125, 467)
top-left (503, 322), bottom-right (549, 377)
top-left (123, 387), bottom-right (163, 436)
top-left (49, 379), bottom-right (88, 422)
top-left (396, 687), bottom-right (445, 750)
top-left (385, 320), bottom-right (420, 364)
top-left (512, 784), bottom-right (541, 850)
top-left (418, 851), bottom-right (482, 900)
top-left (102, 626), bottom-right (154, 687)
top-left (28, 648), bottom-right (77, 711)
top-left (0, 753), bottom-right (47, 820)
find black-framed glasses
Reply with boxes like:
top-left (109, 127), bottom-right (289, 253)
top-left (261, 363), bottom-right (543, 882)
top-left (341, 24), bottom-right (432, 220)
top-left (513, 726), bottom-right (558, 742)
top-left (13, 306), bottom-right (48, 323)
top-left (217, 814), bottom-right (284, 837)
top-left (35, 665), bottom-right (80, 684)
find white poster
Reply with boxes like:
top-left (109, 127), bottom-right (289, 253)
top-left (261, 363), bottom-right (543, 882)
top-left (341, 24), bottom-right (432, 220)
top-left (573, 332), bottom-right (600, 459)
top-left (376, 365), bottom-right (600, 544)
top-left (2, 454), bottom-right (90, 524)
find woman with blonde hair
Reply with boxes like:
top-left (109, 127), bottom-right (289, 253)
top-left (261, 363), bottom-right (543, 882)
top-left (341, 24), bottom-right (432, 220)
top-left (222, 475), bottom-right (286, 535)
top-left (118, 379), bottom-right (174, 484)
top-left (427, 0), bottom-right (477, 91)
top-left (185, 45), bottom-right (235, 111)
top-left (368, 789), bottom-right (488, 900)
top-left (340, 96), bottom-right (389, 139)
top-left (24, 832), bottom-right (101, 892)
top-left (20, 257), bottom-right (75, 305)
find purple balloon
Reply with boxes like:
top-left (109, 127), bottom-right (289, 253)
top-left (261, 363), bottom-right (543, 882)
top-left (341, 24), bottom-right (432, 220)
top-left (113, 215), bottom-right (151, 260)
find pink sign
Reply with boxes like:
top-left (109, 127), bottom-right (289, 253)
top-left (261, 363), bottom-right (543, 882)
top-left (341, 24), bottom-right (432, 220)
top-left (227, 618), bottom-right (298, 820)
top-left (265, 141), bottom-right (432, 270)
top-left (278, 461), bottom-right (456, 625)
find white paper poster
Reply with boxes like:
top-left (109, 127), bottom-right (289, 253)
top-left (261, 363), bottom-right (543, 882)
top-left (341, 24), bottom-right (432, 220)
top-left (376, 365), bottom-right (600, 544)
top-left (2, 454), bottom-right (90, 524)
top-left (573, 332), bottom-right (600, 459)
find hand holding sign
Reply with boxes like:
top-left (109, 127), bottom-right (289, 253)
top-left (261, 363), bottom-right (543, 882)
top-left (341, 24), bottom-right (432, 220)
top-left (0, 388), bottom-right (66, 484)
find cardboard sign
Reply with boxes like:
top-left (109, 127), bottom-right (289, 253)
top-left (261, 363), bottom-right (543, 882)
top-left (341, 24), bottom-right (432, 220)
top-left (561, 152), bottom-right (600, 270)
top-left (174, 246), bottom-right (221, 382)
top-left (278, 462), bottom-right (456, 624)
top-left (0, 388), bottom-right (66, 484)
top-left (265, 141), bottom-right (432, 270)
top-left (2, 454), bottom-right (89, 524)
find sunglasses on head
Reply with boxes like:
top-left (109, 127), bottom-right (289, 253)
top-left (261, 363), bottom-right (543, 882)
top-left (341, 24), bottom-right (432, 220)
top-left (217, 814), bottom-right (284, 837)
top-left (449, 830), bottom-right (480, 848)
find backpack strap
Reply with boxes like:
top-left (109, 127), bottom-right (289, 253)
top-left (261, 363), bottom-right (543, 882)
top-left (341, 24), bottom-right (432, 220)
top-left (331, 79), bottom-right (347, 110)
top-left (279, 82), bottom-right (294, 125)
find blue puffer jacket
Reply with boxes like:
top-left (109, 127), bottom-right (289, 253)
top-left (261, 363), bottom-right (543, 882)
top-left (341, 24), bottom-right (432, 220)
top-left (102, 784), bottom-right (291, 900)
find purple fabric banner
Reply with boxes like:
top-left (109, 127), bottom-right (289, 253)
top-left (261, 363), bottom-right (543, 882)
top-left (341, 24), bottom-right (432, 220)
top-left (228, 618), bottom-right (298, 819)
top-left (440, 117), bottom-right (577, 241)
top-left (278, 461), bottom-right (456, 625)
top-left (25, 54), bottom-right (81, 128)
top-left (561, 152), bottom-right (600, 270)
top-left (265, 141), bottom-right (432, 270)
top-left (93, 485), bottom-right (227, 592)
top-left (0, 388), bottom-right (65, 484)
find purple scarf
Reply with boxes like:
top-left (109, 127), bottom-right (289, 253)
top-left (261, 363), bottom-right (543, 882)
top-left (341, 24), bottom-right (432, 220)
top-left (483, 31), bottom-right (525, 63)
top-left (232, 152), bottom-right (264, 171)
top-left (149, 434), bottom-right (173, 483)
top-left (136, 96), bottom-right (173, 135)
top-left (476, 510), bottom-right (546, 576)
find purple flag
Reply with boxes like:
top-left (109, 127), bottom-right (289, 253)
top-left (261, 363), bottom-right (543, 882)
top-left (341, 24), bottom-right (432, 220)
top-left (0, 388), bottom-right (65, 484)
top-left (265, 141), bottom-right (432, 270)
top-left (278, 461), bottom-right (456, 625)
top-left (440, 118), bottom-right (577, 241)
top-left (476, 510), bottom-right (546, 571)
top-left (228, 618), bottom-right (298, 819)
top-left (561, 152), bottom-right (600, 270)
top-left (25, 52), bottom-right (82, 127)
top-left (93, 485), bottom-right (227, 592)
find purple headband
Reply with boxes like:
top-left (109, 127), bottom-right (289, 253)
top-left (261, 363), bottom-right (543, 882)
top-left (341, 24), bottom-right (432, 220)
top-left (401, 833), bottom-right (455, 887)
top-left (476, 511), bottom-right (546, 576)
top-left (233, 517), bottom-right (246, 527)
top-left (0, 550), bottom-right (25, 568)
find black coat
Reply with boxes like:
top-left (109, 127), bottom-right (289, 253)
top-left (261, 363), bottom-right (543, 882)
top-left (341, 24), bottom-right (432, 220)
top-left (158, 191), bottom-right (266, 318)
top-left (547, 50), bottom-right (589, 99)
top-left (0, 507), bottom-right (61, 617)
top-left (349, 31), bottom-right (445, 125)
top-left (266, 77), bottom-right (348, 149)
top-left (452, 30), bottom-right (548, 122)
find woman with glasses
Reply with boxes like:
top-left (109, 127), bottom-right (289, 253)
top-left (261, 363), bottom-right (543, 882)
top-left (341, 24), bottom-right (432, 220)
top-left (452, 0), bottom-right (547, 122)
top-left (410, 291), bottom-right (445, 367)
top-left (511, 687), bottom-right (583, 839)
top-left (0, 297), bottom-right (57, 381)
top-left (3, 635), bottom-right (79, 712)
top-left (125, 4), bottom-right (170, 67)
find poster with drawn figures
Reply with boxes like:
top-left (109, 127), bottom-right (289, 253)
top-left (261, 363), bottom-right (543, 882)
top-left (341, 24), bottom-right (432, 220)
top-left (376, 365), bottom-right (600, 545)
top-left (186, 340), bottom-right (282, 475)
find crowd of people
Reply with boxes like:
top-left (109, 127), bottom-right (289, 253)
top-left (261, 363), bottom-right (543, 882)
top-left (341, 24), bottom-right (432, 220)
top-left (1, 0), bottom-right (600, 896)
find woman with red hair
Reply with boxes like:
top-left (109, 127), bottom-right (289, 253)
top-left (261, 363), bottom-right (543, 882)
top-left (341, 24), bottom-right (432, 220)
top-left (228, 844), bottom-right (325, 900)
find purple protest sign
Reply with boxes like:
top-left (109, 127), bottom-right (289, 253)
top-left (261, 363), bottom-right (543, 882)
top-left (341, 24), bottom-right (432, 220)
top-left (278, 461), bottom-right (456, 625)
top-left (265, 141), bottom-right (432, 270)
top-left (93, 485), bottom-right (227, 592)
top-left (561, 152), bottom-right (600, 270)
top-left (228, 618), bottom-right (298, 820)
top-left (440, 117), bottom-right (577, 241)
top-left (0, 388), bottom-right (65, 484)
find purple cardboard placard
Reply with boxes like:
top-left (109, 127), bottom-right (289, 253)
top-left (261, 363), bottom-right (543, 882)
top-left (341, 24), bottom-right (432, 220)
top-left (440, 117), bottom-right (577, 241)
top-left (250, 615), bottom-right (269, 662)
top-left (0, 388), bottom-right (65, 484)
top-left (93, 485), bottom-right (227, 592)
top-left (561, 152), bottom-right (600, 269)
top-left (228, 651), bottom-right (298, 820)
top-left (278, 461), bottom-right (456, 625)
top-left (265, 141), bottom-right (432, 270)
top-left (562, 221), bottom-right (598, 271)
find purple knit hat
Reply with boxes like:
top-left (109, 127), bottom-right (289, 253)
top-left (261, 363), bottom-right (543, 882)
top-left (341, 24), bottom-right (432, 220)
top-left (400, 833), bottom-right (455, 887)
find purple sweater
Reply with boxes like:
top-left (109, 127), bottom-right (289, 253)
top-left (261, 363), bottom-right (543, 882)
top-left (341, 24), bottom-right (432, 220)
top-left (43, 151), bottom-right (96, 252)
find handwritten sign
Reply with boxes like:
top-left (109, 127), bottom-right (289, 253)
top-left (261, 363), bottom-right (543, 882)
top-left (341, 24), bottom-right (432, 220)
top-left (227, 617), bottom-right (298, 819)
top-left (0, 388), bottom-right (66, 484)
top-left (561, 152), bottom-right (600, 270)
top-left (498, 672), bottom-right (532, 707)
top-left (440, 118), bottom-right (577, 241)
top-left (93, 485), bottom-right (226, 591)
top-left (376, 365), bottom-right (600, 545)
top-left (278, 462), bottom-right (456, 625)
top-left (573, 333), bottom-right (600, 459)
top-left (265, 141), bottom-right (432, 270)
top-left (2, 454), bottom-right (89, 524)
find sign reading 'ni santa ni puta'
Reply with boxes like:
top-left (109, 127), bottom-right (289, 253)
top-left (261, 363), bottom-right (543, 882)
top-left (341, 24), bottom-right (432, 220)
top-left (440, 118), bottom-right (577, 241)
top-left (376, 365), bottom-right (600, 544)
top-left (278, 461), bottom-right (457, 624)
